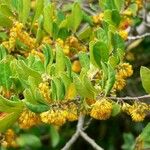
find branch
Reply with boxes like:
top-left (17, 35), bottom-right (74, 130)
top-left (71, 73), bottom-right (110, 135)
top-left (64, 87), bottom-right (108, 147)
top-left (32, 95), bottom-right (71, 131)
top-left (80, 131), bottom-right (104, 150)
top-left (128, 32), bottom-right (150, 40)
top-left (108, 94), bottom-right (150, 101)
top-left (61, 115), bottom-right (85, 150)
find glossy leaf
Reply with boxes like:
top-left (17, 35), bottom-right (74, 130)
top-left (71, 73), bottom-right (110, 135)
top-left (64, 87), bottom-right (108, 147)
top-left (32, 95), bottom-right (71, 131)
top-left (20, 0), bottom-right (31, 24)
top-left (140, 66), bottom-right (150, 94)
top-left (70, 3), bottom-right (83, 32)
top-left (0, 112), bottom-right (21, 132)
top-left (79, 51), bottom-right (90, 70)
top-left (90, 41), bottom-right (109, 68)
top-left (31, 0), bottom-right (44, 27)
top-left (43, 3), bottom-right (54, 35)
top-left (55, 45), bottom-right (65, 75)
top-left (104, 63), bottom-right (115, 95)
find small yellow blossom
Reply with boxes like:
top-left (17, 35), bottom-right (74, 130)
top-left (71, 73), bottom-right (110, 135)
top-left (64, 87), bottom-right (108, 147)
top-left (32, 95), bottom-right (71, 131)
top-left (90, 98), bottom-right (112, 120)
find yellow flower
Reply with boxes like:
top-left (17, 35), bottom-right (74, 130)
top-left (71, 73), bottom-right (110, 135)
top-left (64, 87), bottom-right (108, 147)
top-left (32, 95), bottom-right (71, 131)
top-left (117, 63), bottom-right (133, 78)
top-left (128, 102), bottom-right (149, 122)
top-left (38, 82), bottom-right (51, 102)
top-left (90, 98), bottom-right (112, 120)
top-left (122, 102), bottom-right (132, 114)
top-left (18, 110), bottom-right (40, 129)
top-left (40, 110), bottom-right (66, 126)
top-left (113, 75), bottom-right (126, 91)
top-left (118, 30), bottom-right (128, 40)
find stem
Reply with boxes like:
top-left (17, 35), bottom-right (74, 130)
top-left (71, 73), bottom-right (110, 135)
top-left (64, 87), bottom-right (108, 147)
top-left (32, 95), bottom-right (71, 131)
top-left (80, 131), bottom-right (104, 150)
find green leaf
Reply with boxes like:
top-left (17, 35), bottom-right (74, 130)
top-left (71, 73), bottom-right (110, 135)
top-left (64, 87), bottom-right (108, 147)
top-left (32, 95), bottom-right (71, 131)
top-left (96, 27), bottom-right (108, 44)
top-left (73, 74), bottom-right (95, 99)
top-left (19, 0), bottom-right (31, 24)
top-left (104, 63), bottom-right (115, 95)
top-left (31, 0), bottom-right (44, 28)
top-left (82, 12), bottom-right (93, 25)
top-left (0, 112), bottom-right (21, 132)
top-left (114, 0), bottom-right (124, 11)
top-left (111, 103), bottom-right (121, 116)
top-left (36, 16), bottom-right (44, 43)
top-left (77, 25), bottom-right (92, 41)
top-left (122, 133), bottom-right (135, 150)
top-left (55, 45), bottom-right (65, 75)
top-left (111, 10), bottom-right (121, 26)
top-left (43, 3), bottom-right (54, 35)
top-left (51, 79), bottom-right (57, 101)
top-left (82, 74), bottom-right (97, 99)
top-left (0, 95), bottom-right (24, 112)
top-left (140, 66), bottom-right (150, 93)
top-left (0, 46), bottom-right (7, 60)
top-left (112, 33), bottom-right (125, 50)
top-left (79, 51), bottom-right (90, 70)
top-left (17, 134), bottom-right (42, 148)
top-left (0, 4), bottom-right (14, 17)
top-left (64, 56), bottom-right (72, 78)
top-left (0, 13), bottom-right (12, 27)
top-left (0, 58), bottom-right (13, 90)
top-left (99, 0), bottom-right (118, 10)
top-left (52, 78), bottom-right (65, 100)
top-left (24, 101), bottom-right (49, 113)
top-left (90, 41), bottom-right (109, 68)
top-left (17, 60), bottom-right (42, 81)
top-left (24, 88), bottom-right (37, 104)
top-left (43, 44), bottom-right (54, 67)
top-left (70, 2), bottom-right (82, 32)
top-left (50, 125), bottom-right (60, 147)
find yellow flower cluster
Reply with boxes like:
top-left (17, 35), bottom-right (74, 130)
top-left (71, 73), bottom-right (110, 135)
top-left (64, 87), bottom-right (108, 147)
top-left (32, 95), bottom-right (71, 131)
top-left (40, 104), bottom-right (78, 126)
top-left (2, 22), bottom-right (23, 52)
top-left (18, 110), bottom-right (40, 129)
top-left (38, 82), bottom-right (51, 102)
top-left (90, 98), bottom-right (112, 120)
top-left (113, 63), bottom-right (133, 91)
top-left (122, 102), bottom-right (149, 122)
top-left (56, 36), bottom-right (87, 56)
top-left (92, 13), bottom-right (104, 24)
top-left (2, 21), bottom-right (36, 52)
top-left (40, 110), bottom-right (67, 126)
top-left (65, 104), bottom-right (78, 121)
top-left (17, 30), bottom-right (36, 49)
top-left (117, 63), bottom-right (133, 78)
top-left (1, 129), bottom-right (17, 148)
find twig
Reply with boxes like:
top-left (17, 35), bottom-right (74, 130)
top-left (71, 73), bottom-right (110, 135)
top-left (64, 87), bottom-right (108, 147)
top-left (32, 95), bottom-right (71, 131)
top-left (83, 118), bottom-right (93, 131)
top-left (107, 94), bottom-right (150, 101)
top-left (128, 33), bottom-right (150, 40)
top-left (80, 131), bottom-right (104, 150)
top-left (61, 115), bottom-right (85, 150)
